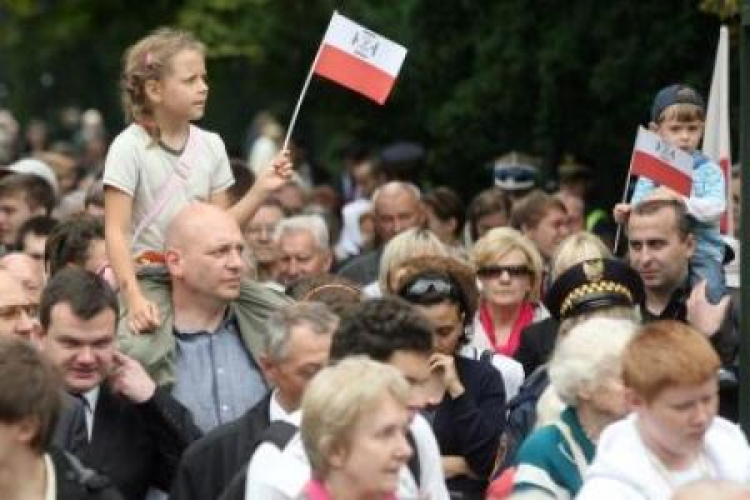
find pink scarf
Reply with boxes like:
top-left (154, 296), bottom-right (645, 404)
top-left (303, 479), bottom-right (397, 500)
top-left (479, 301), bottom-right (534, 356)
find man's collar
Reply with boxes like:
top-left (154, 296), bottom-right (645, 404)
top-left (82, 385), bottom-right (100, 412)
top-left (269, 389), bottom-right (298, 423)
top-left (173, 306), bottom-right (235, 336)
top-left (645, 274), bottom-right (691, 319)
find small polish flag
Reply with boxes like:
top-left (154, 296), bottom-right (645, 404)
top-left (631, 126), bottom-right (693, 197)
top-left (313, 12), bottom-right (407, 104)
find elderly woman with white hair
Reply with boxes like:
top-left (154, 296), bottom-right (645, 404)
top-left (512, 317), bottom-right (638, 499)
top-left (299, 357), bottom-right (414, 500)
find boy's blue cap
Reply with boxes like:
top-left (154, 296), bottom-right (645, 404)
top-left (651, 84), bottom-right (705, 122)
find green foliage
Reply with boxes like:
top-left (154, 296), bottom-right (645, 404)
top-left (0, 0), bottom-right (732, 203)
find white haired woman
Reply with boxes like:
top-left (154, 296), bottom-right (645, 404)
top-left (512, 317), bottom-right (638, 498)
top-left (299, 357), bottom-right (413, 500)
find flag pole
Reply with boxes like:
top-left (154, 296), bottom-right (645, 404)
top-left (613, 132), bottom-right (638, 255)
top-left (282, 13), bottom-right (335, 151)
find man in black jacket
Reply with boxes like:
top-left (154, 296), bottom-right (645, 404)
top-left (40, 269), bottom-right (202, 500)
top-left (170, 302), bottom-right (336, 500)
top-left (627, 199), bottom-right (738, 418)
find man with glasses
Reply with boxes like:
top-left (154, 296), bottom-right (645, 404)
top-left (0, 268), bottom-right (38, 339)
top-left (243, 199), bottom-right (287, 283)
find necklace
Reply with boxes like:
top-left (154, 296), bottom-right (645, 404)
top-left (645, 447), bottom-right (713, 489)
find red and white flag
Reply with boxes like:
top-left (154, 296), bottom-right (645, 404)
top-left (703, 26), bottom-right (732, 234)
top-left (631, 126), bottom-right (693, 197)
top-left (313, 12), bottom-right (407, 104)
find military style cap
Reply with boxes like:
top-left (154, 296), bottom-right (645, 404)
top-left (544, 258), bottom-right (645, 321)
top-left (493, 151), bottom-right (539, 191)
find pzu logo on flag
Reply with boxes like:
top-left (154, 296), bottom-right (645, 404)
top-left (654, 139), bottom-right (677, 163)
top-left (351, 30), bottom-right (380, 59)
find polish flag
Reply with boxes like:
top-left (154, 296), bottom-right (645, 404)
top-left (313, 12), bottom-right (407, 104)
top-left (703, 26), bottom-right (732, 234)
top-left (631, 126), bottom-right (693, 197)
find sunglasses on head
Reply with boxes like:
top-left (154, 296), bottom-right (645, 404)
top-left (477, 265), bottom-right (531, 279)
top-left (400, 276), bottom-right (458, 301)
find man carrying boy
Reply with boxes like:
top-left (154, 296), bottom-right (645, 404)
top-left (577, 320), bottom-right (750, 498)
top-left (615, 84), bottom-right (727, 304)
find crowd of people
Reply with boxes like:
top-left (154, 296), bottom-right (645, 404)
top-left (0, 26), bottom-right (749, 500)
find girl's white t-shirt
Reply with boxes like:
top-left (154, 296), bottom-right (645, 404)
top-left (103, 123), bottom-right (233, 257)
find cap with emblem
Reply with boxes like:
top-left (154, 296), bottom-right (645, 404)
top-left (544, 258), bottom-right (644, 321)
top-left (493, 151), bottom-right (539, 192)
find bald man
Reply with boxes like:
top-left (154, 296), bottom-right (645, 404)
top-left (338, 181), bottom-right (426, 285)
top-left (0, 269), bottom-right (37, 339)
top-left (0, 252), bottom-right (45, 304)
top-left (119, 203), bottom-right (289, 433)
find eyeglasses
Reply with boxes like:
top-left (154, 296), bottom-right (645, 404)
top-left (0, 304), bottom-right (39, 321)
top-left (400, 276), bottom-right (458, 301)
top-left (245, 223), bottom-right (277, 237)
top-left (477, 265), bottom-right (531, 279)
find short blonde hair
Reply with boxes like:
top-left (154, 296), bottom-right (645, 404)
top-left (550, 232), bottom-right (611, 282)
top-left (300, 357), bottom-right (410, 478)
top-left (378, 228), bottom-right (449, 292)
top-left (471, 227), bottom-right (544, 301)
top-left (550, 317), bottom-right (638, 407)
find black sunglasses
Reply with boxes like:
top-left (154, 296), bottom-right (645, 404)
top-left (477, 265), bottom-right (531, 279)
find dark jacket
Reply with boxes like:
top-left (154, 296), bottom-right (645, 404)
top-left (49, 446), bottom-right (124, 500)
top-left (514, 317), bottom-right (559, 377)
top-left (642, 275), bottom-right (739, 420)
top-left (641, 275), bottom-right (738, 367)
top-left (336, 248), bottom-right (383, 285)
top-left (65, 385), bottom-right (202, 500)
top-left (431, 356), bottom-right (506, 497)
top-left (170, 394), bottom-right (273, 500)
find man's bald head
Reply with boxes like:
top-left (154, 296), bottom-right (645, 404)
top-left (371, 181), bottom-right (424, 243)
top-left (165, 202), bottom-right (240, 252)
top-left (0, 252), bottom-right (45, 303)
top-left (165, 202), bottom-right (247, 304)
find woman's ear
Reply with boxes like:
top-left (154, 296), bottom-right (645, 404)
top-left (16, 416), bottom-right (40, 447)
top-left (577, 384), bottom-right (593, 403)
top-left (325, 437), bottom-right (348, 469)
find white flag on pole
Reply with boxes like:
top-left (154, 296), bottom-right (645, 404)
top-left (703, 26), bottom-right (732, 234)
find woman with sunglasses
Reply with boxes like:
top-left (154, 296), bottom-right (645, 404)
top-left (395, 255), bottom-right (506, 499)
top-left (470, 227), bottom-right (547, 360)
